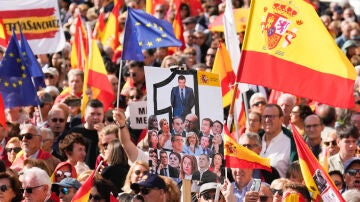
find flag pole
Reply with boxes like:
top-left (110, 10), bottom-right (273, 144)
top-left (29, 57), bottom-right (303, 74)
top-left (116, 60), bottom-right (123, 109)
top-left (227, 83), bottom-right (238, 139)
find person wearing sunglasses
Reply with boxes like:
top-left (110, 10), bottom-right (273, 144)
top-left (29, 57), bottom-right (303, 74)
top-left (10, 124), bottom-right (61, 174)
top-left (20, 167), bottom-right (51, 202)
top-left (0, 172), bottom-right (23, 202)
top-left (4, 137), bottom-right (21, 165)
top-left (52, 178), bottom-right (81, 202)
top-left (130, 173), bottom-right (168, 202)
top-left (343, 157), bottom-right (360, 191)
top-left (270, 178), bottom-right (290, 202)
top-left (249, 93), bottom-right (267, 115)
top-left (122, 161), bottom-right (149, 193)
top-left (52, 162), bottom-right (77, 183)
top-left (197, 182), bottom-right (225, 202)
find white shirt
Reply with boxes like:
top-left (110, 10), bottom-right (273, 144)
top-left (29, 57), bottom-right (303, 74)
top-left (260, 131), bottom-right (291, 178)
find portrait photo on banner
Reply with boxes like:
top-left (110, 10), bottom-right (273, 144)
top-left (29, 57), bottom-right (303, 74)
top-left (145, 67), bottom-right (224, 189)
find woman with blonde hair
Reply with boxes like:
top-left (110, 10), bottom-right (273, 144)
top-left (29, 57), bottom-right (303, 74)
top-left (183, 132), bottom-right (202, 155)
top-left (122, 161), bottom-right (149, 193)
top-left (5, 137), bottom-right (21, 164)
top-left (160, 55), bottom-right (178, 68)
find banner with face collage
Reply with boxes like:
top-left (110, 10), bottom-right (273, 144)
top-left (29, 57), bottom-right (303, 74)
top-left (145, 67), bottom-right (224, 189)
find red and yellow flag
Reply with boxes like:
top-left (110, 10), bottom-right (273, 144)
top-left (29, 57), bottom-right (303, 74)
top-left (291, 124), bottom-right (345, 202)
top-left (101, 1), bottom-right (121, 50)
top-left (224, 126), bottom-right (271, 171)
top-left (237, 0), bottom-right (356, 109)
top-left (72, 169), bottom-right (95, 202)
top-left (169, 5), bottom-right (185, 52)
top-left (81, 39), bottom-right (115, 115)
top-left (283, 192), bottom-right (306, 202)
top-left (0, 18), bottom-right (9, 48)
top-left (212, 42), bottom-right (236, 107)
top-left (209, 8), bottom-right (249, 33)
top-left (93, 12), bottom-right (106, 40)
top-left (70, 15), bottom-right (88, 70)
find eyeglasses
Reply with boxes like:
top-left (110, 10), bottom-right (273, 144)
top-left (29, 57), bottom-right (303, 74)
top-left (0, 185), bottom-right (8, 192)
top-left (305, 124), bottom-right (321, 129)
top-left (241, 144), bottom-right (259, 149)
top-left (260, 195), bottom-right (269, 202)
top-left (135, 187), bottom-right (154, 195)
top-left (51, 118), bottom-right (65, 123)
top-left (19, 133), bottom-right (37, 140)
top-left (129, 95), bottom-right (140, 100)
top-left (262, 114), bottom-right (279, 120)
top-left (270, 188), bottom-right (283, 196)
top-left (134, 170), bottom-right (148, 176)
top-left (56, 170), bottom-right (72, 178)
top-left (45, 74), bottom-right (54, 79)
top-left (346, 169), bottom-right (360, 176)
top-left (5, 147), bottom-right (21, 153)
top-left (57, 187), bottom-right (69, 196)
top-left (89, 194), bottom-right (103, 200)
top-left (324, 140), bottom-right (337, 147)
top-left (253, 101), bottom-right (266, 107)
top-left (20, 185), bottom-right (44, 194)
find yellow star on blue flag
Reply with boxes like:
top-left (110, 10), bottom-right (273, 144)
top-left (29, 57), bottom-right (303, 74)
top-left (122, 8), bottom-right (182, 61)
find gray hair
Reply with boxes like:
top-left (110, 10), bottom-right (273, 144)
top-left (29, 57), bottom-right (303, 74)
top-left (22, 167), bottom-right (51, 195)
top-left (20, 124), bottom-right (40, 136)
top-left (40, 127), bottom-right (54, 140)
top-left (239, 132), bottom-right (261, 146)
top-left (277, 93), bottom-right (296, 106)
top-left (250, 92), bottom-right (267, 106)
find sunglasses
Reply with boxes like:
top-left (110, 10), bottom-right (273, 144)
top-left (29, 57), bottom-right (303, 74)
top-left (135, 187), bottom-right (154, 195)
top-left (347, 169), bottom-right (360, 176)
top-left (5, 147), bottom-right (21, 153)
top-left (0, 185), bottom-right (8, 192)
top-left (57, 187), bottom-right (69, 196)
top-left (129, 95), bottom-right (140, 100)
top-left (45, 74), bottom-right (54, 79)
top-left (20, 185), bottom-right (43, 194)
top-left (56, 170), bottom-right (72, 178)
top-left (89, 194), bottom-right (103, 200)
top-left (324, 140), bottom-right (337, 147)
top-left (253, 101), bottom-right (266, 107)
top-left (51, 118), bottom-right (65, 123)
top-left (134, 170), bottom-right (148, 176)
top-left (270, 188), bottom-right (283, 196)
top-left (260, 196), bottom-right (269, 202)
top-left (19, 133), bottom-right (37, 140)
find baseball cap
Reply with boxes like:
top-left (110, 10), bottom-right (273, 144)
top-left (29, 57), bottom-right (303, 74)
top-left (53, 178), bottom-right (81, 189)
top-left (199, 182), bottom-right (218, 195)
top-left (130, 174), bottom-right (167, 191)
top-left (42, 66), bottom-right (59, 77)
top-left (344, 157), bottom-right (360, 173)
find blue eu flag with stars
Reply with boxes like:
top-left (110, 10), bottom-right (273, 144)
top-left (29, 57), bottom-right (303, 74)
top-left (122, 8), bottom-right (182, 61)
top-left (0, 30), bottom-right (40, 108)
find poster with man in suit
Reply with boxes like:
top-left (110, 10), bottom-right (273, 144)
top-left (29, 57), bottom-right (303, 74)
top-left (170, 75), bottom-right (195, 121)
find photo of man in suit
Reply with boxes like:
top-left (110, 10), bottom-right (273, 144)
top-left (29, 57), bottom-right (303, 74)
top-left (170, 75), bottom-right (195, 121)
top-left (157, 150), bottom-right (179, 178)
top-left (192, 154), bottom-right (218, 184)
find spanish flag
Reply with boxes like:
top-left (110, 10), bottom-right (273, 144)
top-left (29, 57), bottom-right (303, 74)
top-left (212, 42), bottom-right (235, 107)
top-left (0, 18), bottom-right (9, 47)
top-left (70, 15), bottom-right (88, 70)
top-left (224, 126), bottom-right (271, 171)
top-left (101, 1), bottom-right (121, 50)
top-left (237, 0), bottom-right (356, 109)
top-left (81, 38), bottom-right (115, 115)
top-left (93, 12), bottom-right (106, 40)
top-left (170, 4), bottom-right (185, 52)
top-left (291, 124), bottom-right (345, 202)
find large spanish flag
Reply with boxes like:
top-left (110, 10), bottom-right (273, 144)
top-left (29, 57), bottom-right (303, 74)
top-left (237, 0), bottom-right (356, 109)
top-left (224, 126), bottom-right (271, 171)
top-left (291, 124), bottom-right (345, 202)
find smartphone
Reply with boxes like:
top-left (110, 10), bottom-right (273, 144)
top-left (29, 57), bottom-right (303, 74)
top-left (250, 179), bottom-right (261, 192)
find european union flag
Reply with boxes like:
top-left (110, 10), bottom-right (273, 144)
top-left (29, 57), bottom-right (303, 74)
top-left (20, 30), bottom-right (45, 90)
top-left (122, 8), bottom-right (182, 61)
top-left (0, 30), bottom-right (39, 108)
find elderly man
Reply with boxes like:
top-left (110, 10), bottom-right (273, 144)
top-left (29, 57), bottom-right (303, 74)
top-left (68, 99), bottom-right (104, 169)
top-left (249, 93), bottom-right (267, 114)
top-left (303, 115), bottom-right (324, 159)
top-left (343, 157), bottom-right (360, 191)
top-left (131, 173), bottom-right (168, 202)
top-left (11, 124), bottom-right (60, 173)
top-left (184, 113), bottom-right (199, 134)
top-left (21, 167), bottom-right (52, 202)
top-left (277, 93), bottom-right (296, 127)
top-left (55, 69), bottom-right (83, 103)
top-left (52, 178), bottom-right (81, 202)
top-left (259, 104), bottom-right (297, 178)
top-left (329, 125), bottom-right (359, 173)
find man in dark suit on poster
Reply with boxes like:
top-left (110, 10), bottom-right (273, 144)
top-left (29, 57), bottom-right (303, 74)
top-left (170, 75), bottom-right (195, 121)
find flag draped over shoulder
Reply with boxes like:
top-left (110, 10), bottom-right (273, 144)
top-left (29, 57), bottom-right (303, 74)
top-left (291, 124), bottom-right (345, 202)
top-left (212, 42), bottom-right (236, 107)
top-left (122, 8), bottom-right (182, 61)
top-left (20, 30), bottom-right (45, 90)
top-left (0, 18), bottom-right (9, 48)
top-left (237, 0), bottom-right (357, 109)
top-left (0, 30), bottom-right (39, 108)
top-left (224, 126), bottom-right (271, 171)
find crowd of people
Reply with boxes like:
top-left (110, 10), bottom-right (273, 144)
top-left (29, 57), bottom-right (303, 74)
top-left (1, 0), bottom-right (360, 201)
